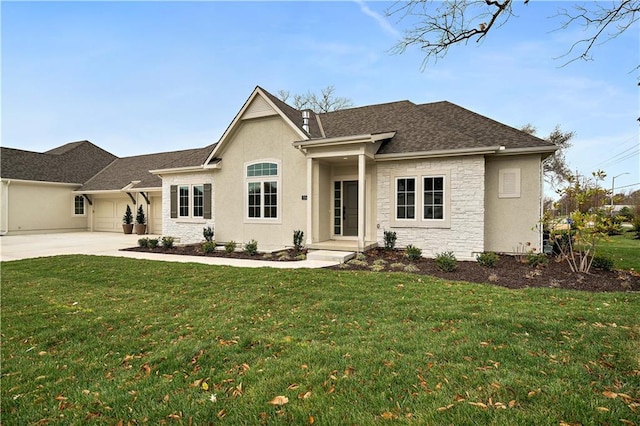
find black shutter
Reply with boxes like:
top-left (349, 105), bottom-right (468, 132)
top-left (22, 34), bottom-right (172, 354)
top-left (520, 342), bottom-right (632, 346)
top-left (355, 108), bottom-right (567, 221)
top-left (203, 183), bottom-right (212, 219)
top-left (170, 185), bottom-right (177, 218)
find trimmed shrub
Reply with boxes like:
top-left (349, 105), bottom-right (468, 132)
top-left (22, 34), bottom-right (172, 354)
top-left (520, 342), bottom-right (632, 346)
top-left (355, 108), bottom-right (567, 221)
top-left (293, 230), bottom-right (304, 252)
top-left (244, 239), bottom-right (258, 256)
top-left (148, 238), bottom-right (159, 248)
top-left (203, 226), bottom-right (214, 242)
top-left (476, 251), bottom-right (499, 268)
top-left (591, 255), bottom-right (614, 271)
top-left (202, 241), bottom-right (216, 254)
top-left (161, 236), bottom-right (175, 249)
top-left (225, 241), bottom-right (236, 253)
top-left (138, 238), bottom-right (149, 248)
top-left (405, 245), bottom-right (422, 261)
top-left (435, 251), bottom-right (457, 272)
top-left (383, 231), bottom-right (397, 250)
top-left (527, 252), bottom-right (548, 267)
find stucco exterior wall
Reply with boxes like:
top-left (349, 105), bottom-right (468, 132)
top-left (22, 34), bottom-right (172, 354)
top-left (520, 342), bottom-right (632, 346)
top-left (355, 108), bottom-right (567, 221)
top-left (212, 116), bottom-right (308, 250)
top-left (484, 154), bottom-right (543, 253)
top-left (1, 180), bottom-right (88, 234)
top-left (376, 156), bottom-right (485, 260)
top-left (162, 172), bottom-right (215, 244)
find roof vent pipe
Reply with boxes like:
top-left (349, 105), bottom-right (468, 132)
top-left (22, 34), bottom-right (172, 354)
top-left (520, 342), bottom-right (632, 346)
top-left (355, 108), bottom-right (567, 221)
top-left (302, 110), bottom-right (310, 133)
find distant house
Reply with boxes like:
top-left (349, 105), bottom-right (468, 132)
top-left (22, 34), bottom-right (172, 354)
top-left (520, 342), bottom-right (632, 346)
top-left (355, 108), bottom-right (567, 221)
top-left (1, 86), bottom-right (556, 259)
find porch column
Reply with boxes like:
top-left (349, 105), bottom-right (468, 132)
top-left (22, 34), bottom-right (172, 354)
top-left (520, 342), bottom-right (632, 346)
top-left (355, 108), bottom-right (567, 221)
top-left (306, 157), bottom-right (313, 245)
top-left (358, 153), bottom-right (366, 251)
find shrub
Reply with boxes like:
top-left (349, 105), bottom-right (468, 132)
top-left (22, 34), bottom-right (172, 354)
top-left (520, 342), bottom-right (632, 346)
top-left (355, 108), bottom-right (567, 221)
top-left (633, 215), bottom-right (640, 240)
top-left (293, 230), bottom-right (304, 252)
top-left (136, 205), bottom-right (146, 225)
top-left (294, 253), bottom-right (307, 261)
top-left (476, 251), bottom-right (499, 268)
top-left (403, 264), bottom-right (419, 273)
top-left (138, 237), bottom-right (149, 248)
top-left (123, 205), bottom-right (133, 225)
top-left (591, 255), bottom-right (614, 271)
top-left (356, 252), bottom-right (367, 261)
top-left (527, 252), bottom-right (548, 267)
top-left (435, 251), bottom-right (457, 272)
top-left (161, 236), bottom-right (175, 249)
top-left (405, 245), bottom-right (422, 261)
top-left (225, 241), bottom-right (236, 253)
top-left (203, 226), bottom-right (214, 242)
top-left (148, 238), bottom-right (159, 248)
top-left (202, 241), bottom-right (216, 254)
top-left (244, 239), bottom-right (258, 256)
top-left (383, 231), bottom-right (397, 250)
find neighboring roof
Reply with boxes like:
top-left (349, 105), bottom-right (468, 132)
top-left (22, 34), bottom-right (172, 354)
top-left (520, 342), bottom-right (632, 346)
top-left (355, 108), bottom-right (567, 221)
top-left (315, 100), bottom-right (554, 155)
top-left (79, 144), bottom-right (215, 191)
top-left (0, 140), bottom-right (117, 184)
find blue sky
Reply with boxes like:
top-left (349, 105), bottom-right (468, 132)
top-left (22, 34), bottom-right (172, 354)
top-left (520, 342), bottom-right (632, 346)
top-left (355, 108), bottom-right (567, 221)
top-left (2, 1), bottom-right (638, 195)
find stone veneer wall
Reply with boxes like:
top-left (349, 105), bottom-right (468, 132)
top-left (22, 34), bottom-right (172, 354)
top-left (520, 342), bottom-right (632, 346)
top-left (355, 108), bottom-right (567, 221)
top-left (376, 156), bottom-right (485, 260)
top-left (162, 172), bottom-right (215, 244)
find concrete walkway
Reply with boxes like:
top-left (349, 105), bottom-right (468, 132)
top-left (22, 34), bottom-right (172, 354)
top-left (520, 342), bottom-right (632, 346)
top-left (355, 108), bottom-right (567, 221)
top-left (0, 232), bottom-right (339, 268)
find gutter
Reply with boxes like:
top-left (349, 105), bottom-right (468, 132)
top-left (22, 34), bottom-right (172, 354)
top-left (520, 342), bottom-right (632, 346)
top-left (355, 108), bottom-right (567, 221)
top-left (493, 146), bottom-right (559, 158)
top-left (149, 162), bottom-right (221, 176)
top-left (375, 145), bottom-right (504, 161)
top-left (293, 131), bottom-right (396, 149)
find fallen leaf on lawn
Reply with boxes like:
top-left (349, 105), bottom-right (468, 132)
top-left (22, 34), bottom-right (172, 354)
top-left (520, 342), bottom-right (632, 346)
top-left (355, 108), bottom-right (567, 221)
top-left (163, 394), bottom-right (169, 403)
top-left (167, 412), bottom-right (182, 420)
top-left (217, 409), bottom-right (226, 419)
top-left (55, 395), bottom-right (67, 401)
top-left (468, 401), bottom-right (488, 409)
top-left (326, 385), bottom-right (335, 394)
top-left (38, 351), bottom-right (48, 356)
top-left (287, 383), bottom-right (300, 390)
top-left (309, 415), bottom-right (314, 424)
top-left (619, 420), bottom-right (635, 425)
top-left (528, 390), bottom-right (538, 397)
top-left (301, 364), bottom-right (308, 369)
top-left (596, 407), bottom-right (609, 412)
top-left (141, 363), bottom-right (151, 376)
top-left (508, 400), bottom-right (516, 408)
top-left (602, 391), bottom-right (618, 399)
top-left (232, 383), bottom-right (243, 398)
top-left (201, 382), bottom-right (209, 391)
top-left (268, 396), bottom-right (289, 406)
top-left (380, 411), bottom-right (398, 419)
top-left (298, 391), bottom-right (312, 400)
top-left (437, 404), bottom-right (454, 412)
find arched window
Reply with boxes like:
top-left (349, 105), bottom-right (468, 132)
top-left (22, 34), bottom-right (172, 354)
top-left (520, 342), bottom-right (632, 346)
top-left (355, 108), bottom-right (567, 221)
top-left (246, 161), bottom-right (280, 220)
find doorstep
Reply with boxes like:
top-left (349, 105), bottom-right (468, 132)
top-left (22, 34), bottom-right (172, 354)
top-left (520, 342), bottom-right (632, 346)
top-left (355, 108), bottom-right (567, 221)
top-left (306, 250), bottom-right (356, 263)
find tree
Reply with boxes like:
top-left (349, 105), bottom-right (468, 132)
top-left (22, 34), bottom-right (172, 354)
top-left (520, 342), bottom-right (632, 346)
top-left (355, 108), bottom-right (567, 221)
top-left (387, 0), bottom-right (639, 67)
top-left (521, 124), bottom-right (574, 188)
top-left (277, 85), bottom-right (354, 113)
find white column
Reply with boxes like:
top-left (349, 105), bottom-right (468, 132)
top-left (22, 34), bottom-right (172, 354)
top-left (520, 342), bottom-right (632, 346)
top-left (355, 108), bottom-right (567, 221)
top-left (306, 157), bottom-right (313, 245)
top-left (358, 154), bottom-right (366, 251)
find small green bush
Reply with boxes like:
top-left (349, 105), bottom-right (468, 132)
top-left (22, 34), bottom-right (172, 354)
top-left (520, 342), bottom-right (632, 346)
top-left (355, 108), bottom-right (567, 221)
top-left (435, 251), bottom-right (457, 272)
top-left (203, 226), bottom-right (214, 242)
top-left (293, 230), bottom-right (304, 252)
top-left (405, 245), bottom-right (422, 261)
top-left (295, 253), bottom-right (307, 261)
top-left (138, 238), bottom-right (149, 248)
top-left (403, 264), bottom-right (419, 273)
top-left (244, 239), bottom-right (258, 256)
top-left (148, 238), bottom-right (159, 249)
top-left (202, 241), bottom-right (216, 254)
top-left (383, 231), bottom-right (397, 250)
top-left (161, 236), bottom-right (175, 249)
top-left (591, 255), bottom-right (614, 271)
top-left (527, 252), bottom-right (548, 267)
top-left (225, 241), bottom-right (236, 253)
top-left (476, 251), bottom-right (499, 268)
top-left (355, 252), bottom-right (367, 261)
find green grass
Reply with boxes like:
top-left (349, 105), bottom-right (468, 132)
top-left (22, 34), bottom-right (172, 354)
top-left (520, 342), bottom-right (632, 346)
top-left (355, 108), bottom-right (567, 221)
top-left (2, 256), bottom-right (639, 425)
top-left (597, 231), bottom-right (640, 271)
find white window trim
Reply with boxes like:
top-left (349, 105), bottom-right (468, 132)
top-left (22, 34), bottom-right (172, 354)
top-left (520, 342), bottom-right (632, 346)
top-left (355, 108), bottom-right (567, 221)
top-left (244, 159), bottom-right (282, 224)
top-left (178, 184), bottom-right (205, 219)
top-left (389, 171), bottom-right (450, 229)
top-left (73, 195), bottom-right (86, 217)
top-left (394, 176), bottom-right (417, 222)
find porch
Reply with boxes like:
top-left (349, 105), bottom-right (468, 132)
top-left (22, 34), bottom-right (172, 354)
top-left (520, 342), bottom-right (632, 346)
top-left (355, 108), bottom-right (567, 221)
top-left (307, 239), bottom-right (378, 251)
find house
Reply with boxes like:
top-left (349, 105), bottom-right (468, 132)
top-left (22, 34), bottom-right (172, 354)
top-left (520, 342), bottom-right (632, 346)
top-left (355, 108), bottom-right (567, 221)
top-left (1, 86), bottom-right (557, 259)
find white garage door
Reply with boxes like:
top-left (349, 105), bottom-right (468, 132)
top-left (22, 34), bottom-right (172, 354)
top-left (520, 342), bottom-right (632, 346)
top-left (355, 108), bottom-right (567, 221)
top-left (94, 199), bottom-right (130, 232)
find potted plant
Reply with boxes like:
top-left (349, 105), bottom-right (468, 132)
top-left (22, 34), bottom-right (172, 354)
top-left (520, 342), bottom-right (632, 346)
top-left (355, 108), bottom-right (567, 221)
top-left (122, 205), bottom-right (134, 234)
top-left (134, 204), bottom-right (147, 235)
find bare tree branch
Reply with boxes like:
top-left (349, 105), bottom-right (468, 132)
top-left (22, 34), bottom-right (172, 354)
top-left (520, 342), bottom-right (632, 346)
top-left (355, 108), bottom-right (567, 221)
top-left (277, 85), bottom-right (354, 113)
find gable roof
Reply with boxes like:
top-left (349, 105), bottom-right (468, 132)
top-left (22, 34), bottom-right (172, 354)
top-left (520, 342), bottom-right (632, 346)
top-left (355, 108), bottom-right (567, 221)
top-left (79, 144), bottom-right (215, 191)
top-left (0, 140), bottom-right (117, 184)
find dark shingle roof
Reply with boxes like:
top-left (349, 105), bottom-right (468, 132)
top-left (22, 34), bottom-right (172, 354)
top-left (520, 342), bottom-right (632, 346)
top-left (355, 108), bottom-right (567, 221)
top-left (1, 141), bottom-right (117, 184)
top-left (259, 87), bottom-right (322, 138)
top-left (78, 145), bottom-right (215, 191)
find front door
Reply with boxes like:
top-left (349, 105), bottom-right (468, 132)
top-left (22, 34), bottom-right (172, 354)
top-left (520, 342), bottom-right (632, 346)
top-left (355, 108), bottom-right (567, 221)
top-left (343, 181), bottom-right (358, 237)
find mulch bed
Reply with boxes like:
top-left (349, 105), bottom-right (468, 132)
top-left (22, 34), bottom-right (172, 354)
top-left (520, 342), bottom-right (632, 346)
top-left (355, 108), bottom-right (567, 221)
top-left (122, 245), bottom-right (639, 293)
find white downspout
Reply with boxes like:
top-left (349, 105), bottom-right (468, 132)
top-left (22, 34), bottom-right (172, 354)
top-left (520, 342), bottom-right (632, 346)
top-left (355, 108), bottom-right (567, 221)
top-left (0, 180), bottom-right (9, 235)
top-left (358, 154), bottom-right (366, 251)
top-left (306, 158), bottom-right (313, 246)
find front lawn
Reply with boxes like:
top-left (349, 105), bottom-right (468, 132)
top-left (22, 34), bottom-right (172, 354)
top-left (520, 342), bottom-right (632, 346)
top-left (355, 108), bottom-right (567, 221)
top-left (597, 231), bottom-right (640, 271)
top-left (2, 256), bottom-right (639, 425)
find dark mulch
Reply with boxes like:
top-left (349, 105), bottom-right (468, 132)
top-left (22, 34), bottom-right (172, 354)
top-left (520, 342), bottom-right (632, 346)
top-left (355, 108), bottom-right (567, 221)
top-left (122, 245), bottom-right (639, 293)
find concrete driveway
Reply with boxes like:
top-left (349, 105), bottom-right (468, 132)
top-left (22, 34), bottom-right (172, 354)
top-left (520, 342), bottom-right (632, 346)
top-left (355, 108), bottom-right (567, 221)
top-left (0, 232), bottom-right (338, 268)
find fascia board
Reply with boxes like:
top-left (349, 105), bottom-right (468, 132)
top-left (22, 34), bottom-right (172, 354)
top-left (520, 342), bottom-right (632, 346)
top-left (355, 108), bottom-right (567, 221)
top-left (375, 146), bottom-right (504, 161)
top-left (1, 178), bottom-right (80, 187)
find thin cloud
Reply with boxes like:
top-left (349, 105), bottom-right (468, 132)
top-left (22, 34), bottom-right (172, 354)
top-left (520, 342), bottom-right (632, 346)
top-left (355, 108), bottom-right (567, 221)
top-left (354, 0), bottom-right (401, 38)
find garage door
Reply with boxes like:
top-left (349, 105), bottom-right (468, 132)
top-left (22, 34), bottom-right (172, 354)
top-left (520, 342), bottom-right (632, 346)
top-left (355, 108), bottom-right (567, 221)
top-left (94, 199), bottom-right (130, 232)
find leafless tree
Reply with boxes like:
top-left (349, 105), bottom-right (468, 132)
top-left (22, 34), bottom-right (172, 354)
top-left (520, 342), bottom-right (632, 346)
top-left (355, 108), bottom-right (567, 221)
top-left (387, 0), bottom-right (639, 68)
top-left (278, 86), bottom-right (354, 113)
top-left (521, 124), bottom-right (574, 188)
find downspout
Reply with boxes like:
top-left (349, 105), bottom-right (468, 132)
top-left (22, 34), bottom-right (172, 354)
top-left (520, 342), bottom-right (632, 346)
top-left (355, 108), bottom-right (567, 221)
top-left (0, 180), bottom-right (9, 235)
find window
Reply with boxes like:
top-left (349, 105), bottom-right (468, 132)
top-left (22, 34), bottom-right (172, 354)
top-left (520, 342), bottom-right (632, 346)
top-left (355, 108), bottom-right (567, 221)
top-left (246, 161), bottom-right (279, 220)
top-left (423, 176), bottom-right (444, 220)
top-left (396, 178), bottom-right (416, 220)
top-left (73, 195), bottom-right (85, 216)
top-left (170, 184), bottom-right (211, 219)
top-left (334, 181), bottom-right (342, 235)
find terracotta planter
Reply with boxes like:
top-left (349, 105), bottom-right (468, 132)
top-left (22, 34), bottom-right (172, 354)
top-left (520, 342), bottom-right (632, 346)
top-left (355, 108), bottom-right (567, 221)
top-left (122, 224), bottom-right (134, 234)
top-left (134, 224), bottom-right (147, 235)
